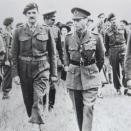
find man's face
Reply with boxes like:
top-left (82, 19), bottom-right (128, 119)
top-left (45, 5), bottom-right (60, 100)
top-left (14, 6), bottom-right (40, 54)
top-left (119, 22), bottom-right (125, 29)
top-left (74, 18), bottom-right (86, 32)
top-left (26, 8), bottom-right (38, 24)
top-left (9, 22), bottom-right (14, 30)
top-left (99, 14), bottom-right (105, 22)
top-left (110, 17), bottom-right (117, 26)
top-left (44, 17), bottom-right (55, 26)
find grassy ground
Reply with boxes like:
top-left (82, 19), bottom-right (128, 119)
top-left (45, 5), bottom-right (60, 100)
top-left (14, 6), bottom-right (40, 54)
top-left (0, 82), bottom-right (131, 131)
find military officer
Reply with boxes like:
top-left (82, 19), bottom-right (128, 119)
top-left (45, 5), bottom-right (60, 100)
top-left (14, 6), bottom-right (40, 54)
top-left (63, 8), bottom-right (104, 131)
top-left (2, 17), bottom-right (14, 99)
top-left (11, 3), bottom-right (57, 131)
top-left (105, 13), bottom-right (128, 95)
top-left (43, 11), bottom-right (63, 111)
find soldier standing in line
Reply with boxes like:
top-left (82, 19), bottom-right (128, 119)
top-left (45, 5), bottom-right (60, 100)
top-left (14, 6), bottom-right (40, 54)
top-left (11, 3), bottom-right (57, 131)
top-left (2, 17), bottom-right (14, 99)
top-left (105, 13), bottom-right (128, 95)
top-left (63, 7), bottom-right (104, 131)
top-left (43, 11), bottom-right (63, 111)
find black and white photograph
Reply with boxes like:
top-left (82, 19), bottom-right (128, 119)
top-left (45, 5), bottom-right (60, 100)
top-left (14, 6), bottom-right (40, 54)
top-left (0, 0), bottom-right (131, 131)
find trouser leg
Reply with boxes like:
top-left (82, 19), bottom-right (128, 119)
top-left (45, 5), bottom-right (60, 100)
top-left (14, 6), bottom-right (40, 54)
top-left (19, 62), bottom-right (33, 117)
top-left (2, 65), bottom-right (12, 93)
top-left (82, 88), bottom-right (98, 131)
top-left (109, 50), bottom-right (121, 90)
top-left (68, 90), bottom-right (83, 131)
top-left (68, 88), bottom-right (98, 131)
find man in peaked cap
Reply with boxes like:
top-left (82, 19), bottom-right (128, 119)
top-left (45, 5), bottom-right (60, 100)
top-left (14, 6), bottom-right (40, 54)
top-left (11, 2), bottom-right (57, 130)
top-left (2, 17), bottom-right (14, 100)
top-left (63, 7), bottom-right (104, 131)
top-left (105, 13), bottom-right (128, 95)
top-left (43, 11), bottom-right (64, 111)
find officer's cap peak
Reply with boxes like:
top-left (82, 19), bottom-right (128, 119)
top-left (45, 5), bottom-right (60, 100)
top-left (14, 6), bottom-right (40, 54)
top-left (71, 7), bottom-right (91, 20)
top-left (43, 11), bottom-right (56, 19)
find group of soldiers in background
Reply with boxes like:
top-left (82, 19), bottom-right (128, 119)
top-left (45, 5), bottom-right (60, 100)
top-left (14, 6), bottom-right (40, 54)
top-left (0, 2), bottom-right (131, 131)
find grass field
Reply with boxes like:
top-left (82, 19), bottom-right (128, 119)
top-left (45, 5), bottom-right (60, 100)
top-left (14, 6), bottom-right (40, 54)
top-left (0, 81), bottom-right (131, 131)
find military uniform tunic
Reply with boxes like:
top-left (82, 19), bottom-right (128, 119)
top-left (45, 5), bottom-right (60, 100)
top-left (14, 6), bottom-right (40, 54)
top-left (64, 30), bottom-right (104, 90)
top-left (12, 23), bottom-right (57, 124)
top-left (63, 30), bottom-right (104, 131)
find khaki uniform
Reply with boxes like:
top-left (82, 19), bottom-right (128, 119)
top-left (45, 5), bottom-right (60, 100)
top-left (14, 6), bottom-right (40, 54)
top-left (105, 25), bottom-right (127, 89)
top-left (12, 23), bottom-right (57, 124)
top-left (64, 30), bottom-right (104, 131)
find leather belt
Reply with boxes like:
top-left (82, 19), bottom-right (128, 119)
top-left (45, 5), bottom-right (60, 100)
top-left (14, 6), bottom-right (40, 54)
top-left (110, 44), bottom-right (125, 48)
top-left (70, 59), bottom-right (95, 66)
top-left (19, 56), bottom-right (47, 61)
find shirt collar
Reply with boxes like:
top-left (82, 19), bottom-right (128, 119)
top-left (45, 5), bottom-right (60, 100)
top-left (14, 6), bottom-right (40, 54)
top-left (27, 22), bottom-right (38, 28)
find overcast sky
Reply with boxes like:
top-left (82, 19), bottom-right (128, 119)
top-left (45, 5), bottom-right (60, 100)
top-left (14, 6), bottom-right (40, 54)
top-left (0, 0), bottom-right (131, 26)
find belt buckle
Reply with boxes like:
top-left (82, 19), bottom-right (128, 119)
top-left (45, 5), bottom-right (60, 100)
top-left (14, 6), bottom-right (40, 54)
top-left (80, 60), bottom-right (84, 66)
top-left (27, 57), bottom-right (32, 61)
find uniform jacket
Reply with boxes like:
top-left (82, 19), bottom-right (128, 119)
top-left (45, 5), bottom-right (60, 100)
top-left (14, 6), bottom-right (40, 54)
top-left (105, 25), bottom-right (128, 52)
top-left (11, 23), bottom-right (57, 78)
top-left (49, 25), bottom-right (64, 66)
top-left (64, 30), bottom-right (104, 90)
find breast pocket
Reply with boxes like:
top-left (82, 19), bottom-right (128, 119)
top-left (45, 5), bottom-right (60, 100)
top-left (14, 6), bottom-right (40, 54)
top-left (36, 34), bottom-right (49, 51)
top-left (84, 40), bottom-right (96, 51)
top-left (19, 36), bottom-right (31, 51)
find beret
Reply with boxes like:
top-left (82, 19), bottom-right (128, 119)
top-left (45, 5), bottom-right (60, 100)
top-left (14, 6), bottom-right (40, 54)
top-left (120, 20), bottom-right (128, 25)
top-left (97, 13), bottom-right (105, 18)
top-left (3, 17), bottom-right (14, 26)
top-left (23, 3), bottom-right (38, 15)
top-left (71, 7), bottom-right (91, 20)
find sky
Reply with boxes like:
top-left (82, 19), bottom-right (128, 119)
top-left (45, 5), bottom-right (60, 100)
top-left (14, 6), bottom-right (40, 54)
top-left (0, 0), bottom-right (131, 26)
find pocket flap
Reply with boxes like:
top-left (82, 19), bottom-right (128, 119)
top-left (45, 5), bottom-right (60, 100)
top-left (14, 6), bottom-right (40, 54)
top-left (19, 36), bottom-right (30, 41)
top-left (36, 34), bottom-right (48, 41)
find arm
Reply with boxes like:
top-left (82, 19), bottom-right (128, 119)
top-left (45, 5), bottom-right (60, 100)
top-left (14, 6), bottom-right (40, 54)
top-left (47, 28), bottom-right (57, 78)
top-left (63, 36), bottom-right (70, 67)
top-left (104, 33), bottom-right (110, 55)
top-left (95, 35), bottom-right (105, 71)
top-left (11, 29), bottom-right (19, 78)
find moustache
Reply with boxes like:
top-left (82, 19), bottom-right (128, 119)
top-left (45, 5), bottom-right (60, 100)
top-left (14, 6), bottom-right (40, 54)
top-left (29, 17), bottom-right (35, 20)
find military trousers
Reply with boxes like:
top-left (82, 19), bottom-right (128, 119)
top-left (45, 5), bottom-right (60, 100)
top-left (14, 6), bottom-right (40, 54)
top-left (49, 69), bottom-right (61, 108)
top-left (109, 45), bottom-right (126, 90)
top-left (18, 59), bottom-right (50, 124)
top-left (2, 64), bottom-right (12, 94)
top-left (68, 88), bottom-right (98, 131)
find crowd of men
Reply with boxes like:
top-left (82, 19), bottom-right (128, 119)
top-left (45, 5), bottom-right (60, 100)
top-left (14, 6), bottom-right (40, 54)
top-left (0, 2), bottom-right (131, 131)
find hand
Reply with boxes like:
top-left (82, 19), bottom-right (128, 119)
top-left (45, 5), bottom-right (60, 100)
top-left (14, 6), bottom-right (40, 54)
top-left (64, 66), bottom-right (69, 72)
top-left (13, 75), bottom-right (20, 85)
